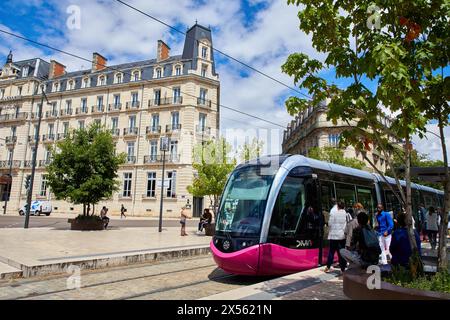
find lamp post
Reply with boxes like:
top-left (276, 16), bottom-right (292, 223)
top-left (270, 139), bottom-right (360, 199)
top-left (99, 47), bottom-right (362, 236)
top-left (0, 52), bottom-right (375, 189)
top-left (24, 83), bottom-right (50, 229)
top-left (159, 136), bottom-right (169, 232)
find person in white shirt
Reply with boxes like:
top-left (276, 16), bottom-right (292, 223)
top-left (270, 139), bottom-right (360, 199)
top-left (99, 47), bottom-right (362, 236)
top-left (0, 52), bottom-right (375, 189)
top-left (324, 201), bottom-right (348, 273)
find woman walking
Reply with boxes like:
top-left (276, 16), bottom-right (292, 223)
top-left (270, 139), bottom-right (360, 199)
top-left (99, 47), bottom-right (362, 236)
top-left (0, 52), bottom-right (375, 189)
top-left (180, 206), bottom-right (189, 236)
top-left (324, 201), bottom-right (348, 273)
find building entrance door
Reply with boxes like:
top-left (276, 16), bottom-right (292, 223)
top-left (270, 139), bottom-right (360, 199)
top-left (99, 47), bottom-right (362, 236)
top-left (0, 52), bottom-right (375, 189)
top-left (192, 197), bottom-right (203, 218)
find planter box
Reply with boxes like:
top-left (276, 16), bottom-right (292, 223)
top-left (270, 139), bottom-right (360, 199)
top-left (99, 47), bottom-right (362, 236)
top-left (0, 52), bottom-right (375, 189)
top-left (68, 218), bottom-right (104, 231)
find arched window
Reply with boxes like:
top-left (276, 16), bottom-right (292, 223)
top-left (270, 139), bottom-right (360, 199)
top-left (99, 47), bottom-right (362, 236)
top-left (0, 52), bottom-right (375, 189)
top-left (98, 75), bottom-right (106, 86)
top-left (82, 77), bottom-right (90, 88)
top-left (67, 80), bottom-right (74, 90)
top-left (132, 70), bottom-right (140, 81)
top-left (155, 68), bottom-right (162, 78)
top-left (175, 65), bottom-right (182, 76)
top-left (116, 73), bottom-right (123, 84)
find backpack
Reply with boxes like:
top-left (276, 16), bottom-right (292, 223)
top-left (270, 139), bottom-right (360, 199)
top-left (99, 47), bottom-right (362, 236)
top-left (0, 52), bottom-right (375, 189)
top-left (361, 227), bottom-right (382, 264)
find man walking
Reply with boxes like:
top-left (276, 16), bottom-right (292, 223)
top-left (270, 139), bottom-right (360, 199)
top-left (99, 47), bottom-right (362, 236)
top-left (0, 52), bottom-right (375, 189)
top-left (375, 204), bottom-right (394, 265)
top-left (120, 204), bottom-right (127, 219)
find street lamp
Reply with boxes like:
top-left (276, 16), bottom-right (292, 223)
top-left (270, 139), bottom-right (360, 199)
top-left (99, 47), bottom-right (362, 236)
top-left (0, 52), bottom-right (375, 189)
top-left (24, 82), bottom-right (50, 229)
top-left (158, 136), bottom-right (169, 232)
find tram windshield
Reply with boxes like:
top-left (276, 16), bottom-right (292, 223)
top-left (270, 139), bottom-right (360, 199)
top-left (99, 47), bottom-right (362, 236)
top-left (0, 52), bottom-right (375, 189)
top-left (216, 165), bottom-right (277, 236)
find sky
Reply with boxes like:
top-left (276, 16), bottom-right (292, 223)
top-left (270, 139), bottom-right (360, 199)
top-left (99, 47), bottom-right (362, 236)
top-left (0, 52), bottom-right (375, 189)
top-left (0, 0), bottom-right (448, 161)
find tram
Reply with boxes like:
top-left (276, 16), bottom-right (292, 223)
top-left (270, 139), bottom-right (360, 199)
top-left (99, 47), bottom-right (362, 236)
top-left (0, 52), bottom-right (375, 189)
top-left (211, 154), bottom-right (444, 276)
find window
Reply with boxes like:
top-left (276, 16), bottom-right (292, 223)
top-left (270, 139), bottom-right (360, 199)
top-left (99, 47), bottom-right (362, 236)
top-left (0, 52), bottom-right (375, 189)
top-left (98, 76), bottom-right (106, 86)
top-left (173, 87), bottom-right (181, 103)
top-left (97, 96), bottom-right (103, 111)
top-left (357, 187), bottom-right (376, 227)
top-left (199, 88), bottom-right (207, 104)
top-left (48, 123), bottom-right (54, 135)
top-left (67, 80), bottom-right (74, 90)
top-left (78, 120), bottom-right (85, 130)
top-left (170, 140), bottom-right (178, 160)
top-left (199, 113), bottom-right (206, 131)
top-left (53, 82), bottom-right (59, 92)
top-left (127, 142), bottom-right (135, 162)
top-left (171, 112), bottom-right (179, 129)
top-left (18, 86), bottom-right (23, 96)
top-left (133, 71), bottom-right (140, 81)
top-left (328, 133), bottom-right (340, 147)
top-left (175, 65), bottom-right (182, 76)
top-left (63, 122), bottom-right (69, 134)
top-left (123, 173), bottom-right (132, 197)
top-left (113, 94), bottom-right (120, 107)
top-left (111, 117), bottom-right (118, 130)
top-left (154, 89), bottom-right (161, 105)
top-left (22, 66), bottom-right (29, 77)
top-left (81, 98), bottom-right (87, 112)
top-left (82, 77), bottom-right (89, 88)
top-left (45, 148), bottom-right (52, 161)
top-left (146, 172), bottom-right (157, 197)
top-left (116, 73), bottom-right (122, 84)
top-left (201, 65), bottom-right (207, 77)
top-left (129, 115), bottom-right (136, 128)
top-left (201, 47), bottom-right (208, 59)
top-left (65, 100), bottom-right (72, 112)
top-left (94, 119), bottom-right (101, 125)
top-left (11, 126), bottom-right (17, 137)
top-left (131, 92), bottom-right (139, 106)
top-left (0, 89), bottom-right (5, 99)
top-left (40, 175), bottom-right (48, 197)
top-left (151, 114), bottom-right (159, 129)
top-left (150, 140), bottom-right (158, 160)
top-left (166, 171), bottom-right (176, 198)
top-left (156, 68), bottom-right (162, 78)
top-left (335, 183), bottom-right (357, 208)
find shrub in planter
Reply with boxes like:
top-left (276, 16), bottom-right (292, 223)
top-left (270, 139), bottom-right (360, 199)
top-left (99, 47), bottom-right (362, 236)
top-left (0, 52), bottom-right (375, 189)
top-left (70, 214), bottom-right (104, 231)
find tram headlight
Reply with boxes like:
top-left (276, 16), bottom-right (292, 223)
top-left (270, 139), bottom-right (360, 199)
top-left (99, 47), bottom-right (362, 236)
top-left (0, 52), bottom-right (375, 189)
top-left (223, 240), bottom-right (231, 251)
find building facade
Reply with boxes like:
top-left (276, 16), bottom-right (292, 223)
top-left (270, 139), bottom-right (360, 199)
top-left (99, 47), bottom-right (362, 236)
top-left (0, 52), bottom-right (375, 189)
top-left (282, 101), bottom-right (400, 173)
top-left (0, 24), bottom-right (219, 217)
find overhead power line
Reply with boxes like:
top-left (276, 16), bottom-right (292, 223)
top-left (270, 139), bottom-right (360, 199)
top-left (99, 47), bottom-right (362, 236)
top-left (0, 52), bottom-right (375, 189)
top-left (0, 28), bottom-right (286, 128)
top-left (115, 0), bottom-right (312, 100)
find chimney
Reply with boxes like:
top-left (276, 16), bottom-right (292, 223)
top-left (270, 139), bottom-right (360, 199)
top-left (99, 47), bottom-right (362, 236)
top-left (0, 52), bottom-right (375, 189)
top-left (157, 40), bottom-right (170, 62)
top-left (49, 60), bottom-right (66, 79)
top-left (92, 52), bottom-right (108, 72)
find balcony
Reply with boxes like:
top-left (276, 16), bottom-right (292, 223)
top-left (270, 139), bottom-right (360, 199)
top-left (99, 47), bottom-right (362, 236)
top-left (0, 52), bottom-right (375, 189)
top-left (125, 101), bottom-right (140, 110)
top-left (91, 105), bottom-right (105, 114)
top-left (75, 107), bottom-right (89, 115)
top-left (108, 103), bottom-right (122, 112)
top-left (24, 160), bottom-right (34, 168)
top-left (60, 109), bottom-right (73, 117)
top-left (28, 135), bottom-right (40, 144)
top-left (143, 154), bottom-right (180, 164)
top-left (146, 126), bottom-right (161, 136)
top-left (148, 96), bottom-right (183, 107)
top-left (125, 155), bottom-right (136, 164)
top-left (123, 127), bottom-right (138, 138)
top-left (197, 98), bottom-right (212, 108)
top-left (42, 134), bottom-right (56, 143)
top-left (57, 133), bottom-right (68, 140)
top-left (39, 159), bottom-right (52, 167)
top-left (110, 128), bottom-right (120, 138)
top-left (5, 136), bottom-right (17, 145)
top-left (166, 124), bottom-right (182, 133)
top-left (45, 110), bottom-right (58, 119)
top-left (0, 160), bottom-right (21, 168)
top-left (0, 112), bottom-right (28, 123)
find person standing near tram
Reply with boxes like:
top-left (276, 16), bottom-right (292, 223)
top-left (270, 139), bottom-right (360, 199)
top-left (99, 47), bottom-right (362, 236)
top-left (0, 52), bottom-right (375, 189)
top-left (375, 204), bottom-right (394, 265)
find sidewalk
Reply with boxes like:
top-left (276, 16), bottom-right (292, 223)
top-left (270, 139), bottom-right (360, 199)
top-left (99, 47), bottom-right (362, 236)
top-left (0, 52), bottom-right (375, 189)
top-left (0, 227), bottom-right (211, 278)
top-left (3, 211), bottom-right (184, 220)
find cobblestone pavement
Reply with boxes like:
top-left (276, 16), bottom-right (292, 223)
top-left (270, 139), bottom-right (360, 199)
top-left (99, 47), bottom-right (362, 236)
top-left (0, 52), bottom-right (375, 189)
top-left (0, 255), bottom-right (272, 300)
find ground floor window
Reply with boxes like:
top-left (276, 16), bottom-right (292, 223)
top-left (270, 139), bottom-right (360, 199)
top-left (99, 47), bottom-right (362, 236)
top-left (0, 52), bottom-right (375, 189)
top-left (123, 173), bottom-right (132, 197)
top-left (40, 175), bottom-right (48, 197)
top-left (166, 171), bottom-right (176, 198)
top-left (147, 172), bottom-right (156, 198)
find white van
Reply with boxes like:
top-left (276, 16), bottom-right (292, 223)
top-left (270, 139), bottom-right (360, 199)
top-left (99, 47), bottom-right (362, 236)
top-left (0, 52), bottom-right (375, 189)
top-left (18, 201), bottom-right (52, 216)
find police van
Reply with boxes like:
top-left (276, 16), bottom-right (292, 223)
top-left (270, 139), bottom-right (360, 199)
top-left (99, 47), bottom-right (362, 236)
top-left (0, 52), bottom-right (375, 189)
top-left (18, 201), bottom-right (52, 216)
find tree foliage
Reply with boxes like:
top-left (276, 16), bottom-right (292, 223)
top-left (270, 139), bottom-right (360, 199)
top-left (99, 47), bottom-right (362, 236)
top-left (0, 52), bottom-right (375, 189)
top-left (46, 124), bottom-right (126, 216)
top-left (308, 146), bottom-right (366, 170)
top-left (238, 138), bottom-right (264, 163)
top-left (187, 138), bottom-right (236, 209)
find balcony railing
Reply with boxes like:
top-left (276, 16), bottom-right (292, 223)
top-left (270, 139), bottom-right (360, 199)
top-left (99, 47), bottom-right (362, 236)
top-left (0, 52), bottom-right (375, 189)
top-left (146, 126), bottom-right (161, 135)
top-left (24, 160), bottom-right (34, 167)
top-left (5, 136), bottom-right (17, 145)
top-left (28, 135), bottom-right (40, 143)
top-left (108, 103), bottom-right (122, 112)
top-left (0, 160), bottom-right (21, 168)
top-left (125, 101), bottom-right (140, 110)
top-left (0, 112), bottom-right (27, 122)
top-left (91, 105), bottom-right (105, 113)
top-left (60, 109), bottom-right (73, 116)
top-left (196, 126), bottom-right (211, 135)
top-left (197, 98), bottom-right (212, 108)
top-left (143, 154), bottom-right (180, 163)
top-left (125, 155), bottom-right (136, 164)
top-left (148, 96), bottom-right (183, 107)
top-left (45, 110), bottom-right (58, 118)
top-left (123, 127), bottom-right (138, 136)
top-left (166, 124), bottom-right (182, 133)
top-left (110, 128), bottom-right (120, 137)
top-left (75, 107), bottom-right (89, 115)
top-left (39, 159), bottom-right (52, 167)
top-left (42, 134), bottom-right (56, 142)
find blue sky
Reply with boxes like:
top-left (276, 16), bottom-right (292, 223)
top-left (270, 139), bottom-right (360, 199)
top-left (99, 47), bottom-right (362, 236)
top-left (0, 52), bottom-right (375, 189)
top-left (0, 0), bottom-right (448, 160)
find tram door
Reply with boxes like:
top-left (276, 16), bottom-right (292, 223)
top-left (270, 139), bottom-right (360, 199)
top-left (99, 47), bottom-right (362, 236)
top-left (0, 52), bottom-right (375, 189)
top-left (318, 180), bottom-right (335, 264)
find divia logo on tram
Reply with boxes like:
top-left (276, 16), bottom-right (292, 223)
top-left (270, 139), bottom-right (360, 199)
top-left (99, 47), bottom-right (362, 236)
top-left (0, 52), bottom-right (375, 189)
top-left (210, 154), bottom-right (444, 276)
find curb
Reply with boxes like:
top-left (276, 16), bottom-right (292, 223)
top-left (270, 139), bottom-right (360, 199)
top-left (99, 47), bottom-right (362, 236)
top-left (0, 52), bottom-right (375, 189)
top-left (0, 245), bottom-right (211, 278)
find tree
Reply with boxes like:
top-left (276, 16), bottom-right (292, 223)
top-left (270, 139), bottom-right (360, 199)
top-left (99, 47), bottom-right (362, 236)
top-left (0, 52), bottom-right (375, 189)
top-left (308, 146), bottom-right (366, 170)
top-left (282, 0), bottom-right (449, 274)
top-left (46, 124), bottom-right (126, 217)
top-left (238, 138), bottom-right (264, 163)
top-left (187, 138), bottom-right (236, 211)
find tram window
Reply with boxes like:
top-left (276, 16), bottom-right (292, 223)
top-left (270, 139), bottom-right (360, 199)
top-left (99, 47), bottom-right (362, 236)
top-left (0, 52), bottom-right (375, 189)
top-left (319, 181), bottom-right (335, 240)
top-left (335, 183), bottom-right (356, 208)
top-left (357, 187), bottom-right (376, 225)
top-left (423, 193), bottom-right (433, 208)
top-left (269, 176), bottom-right (306, 236)
top-left (384, 190), bottom-right (402, 215)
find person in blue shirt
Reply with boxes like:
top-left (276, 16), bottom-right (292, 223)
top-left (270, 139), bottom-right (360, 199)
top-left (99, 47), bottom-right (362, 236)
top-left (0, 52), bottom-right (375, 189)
top-left (375, 204), bottom-right (394, 265)
top-left (390, 212), bottom-right (421, 268)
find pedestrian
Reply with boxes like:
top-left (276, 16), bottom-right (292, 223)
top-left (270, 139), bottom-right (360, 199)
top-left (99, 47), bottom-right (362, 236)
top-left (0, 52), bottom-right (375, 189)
top-left (425, 206), bottom-right (439, 250)
top-left (197, 208), bottom-right (212, 234)
top-left (340, 211), bottom-right (381, 268)
top-left (418, 203), bottom-right (427, 241)
top-left (324, 201), bottom-right (348, 273)
top-left (375, 203), bottom-right (394, 265)
top-left (180, 206), bottom-right (190, 236)
top-left (344, 205), bottom-right (361, 250)
top-left (120, 204), bottom-right (127, 219)
top-left (390, 212), bottom-right (421, 268)
top-left (100, 206), bottom-right (109, 229)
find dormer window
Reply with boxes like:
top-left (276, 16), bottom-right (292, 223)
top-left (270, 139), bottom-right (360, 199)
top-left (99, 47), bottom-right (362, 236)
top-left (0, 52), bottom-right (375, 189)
top-left (201, 65), bottom-right (207, 77)
top-left (115, 73), bottom-right (123, 84)
top-left (22, 66), bottom-right (29, 77)
top-left (201, 47), bottom-right (208, 59)
top-left (155, 68), bottom-right (162, 79)
top-left (174, 65), bottom-right (182, 76)
top-left (132, 70), bottom-right (140, 81)
top-left (53, 82), bottom-right (60, 92)
top-left (98, 75), bottom-right (106, 86)
top-left (67, 80), bottom-right (75, 90)
top-left (82, 77), bottom-right (90, 88)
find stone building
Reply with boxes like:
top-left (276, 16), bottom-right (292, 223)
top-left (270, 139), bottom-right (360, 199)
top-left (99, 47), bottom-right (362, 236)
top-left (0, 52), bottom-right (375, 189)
top-left (282, 101), bottom-right (401, 173)
top-left (0, 23), bottom-right (219, 217)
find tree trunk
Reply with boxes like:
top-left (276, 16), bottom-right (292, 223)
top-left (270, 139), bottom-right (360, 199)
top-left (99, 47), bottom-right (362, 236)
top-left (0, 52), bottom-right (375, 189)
top-left (87, 203), bottom-right (90, 216)
top-left (437, 115), bottom-right (449, 271)
top-left (405, 138), bottom-right (418, 251)
top-left (83, 203), bottom-right (86, 216)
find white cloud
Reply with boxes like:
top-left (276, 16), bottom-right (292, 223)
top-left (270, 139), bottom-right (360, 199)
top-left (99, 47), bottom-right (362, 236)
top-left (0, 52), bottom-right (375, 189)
top-left (412, 124), bottom-right (450, 162)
